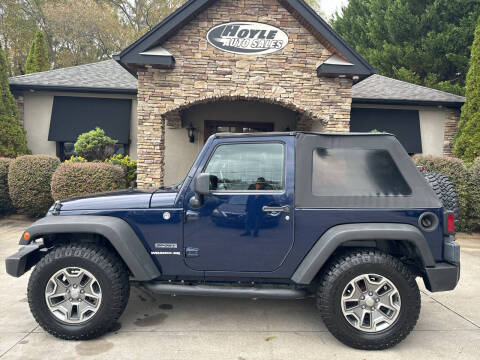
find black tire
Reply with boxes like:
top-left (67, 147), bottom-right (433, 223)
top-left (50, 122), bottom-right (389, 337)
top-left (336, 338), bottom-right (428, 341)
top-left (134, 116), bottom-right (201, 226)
top-left (423, 172), bottom-right (445, 203)
top-left (436, 174), bottom-right (460, 225)
top-left (28, 243), bottom-right (130, 340)
top-left (423, 172), bottom-right (460, 224)
top-left (317, 249), bottom-right (420, 350)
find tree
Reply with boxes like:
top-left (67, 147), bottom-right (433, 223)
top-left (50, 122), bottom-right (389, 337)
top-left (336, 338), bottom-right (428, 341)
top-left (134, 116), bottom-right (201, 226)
top-left (453, 16), bottom-right (480, 162)
top-left (0, 44), bottom-right (30, 157)
top-left (25, 29), bottom-right (50, 73)
top-left (331, 0), bottom-right (480, 95)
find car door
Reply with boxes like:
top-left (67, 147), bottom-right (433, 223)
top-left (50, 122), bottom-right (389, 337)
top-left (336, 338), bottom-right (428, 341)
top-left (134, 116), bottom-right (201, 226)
top-left (183, 138), bottom-right (294, 272)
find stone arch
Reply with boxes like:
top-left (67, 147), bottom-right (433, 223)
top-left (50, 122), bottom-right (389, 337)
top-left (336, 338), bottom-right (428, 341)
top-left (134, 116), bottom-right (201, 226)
top-left (161, 94), bottom-right (327, 132)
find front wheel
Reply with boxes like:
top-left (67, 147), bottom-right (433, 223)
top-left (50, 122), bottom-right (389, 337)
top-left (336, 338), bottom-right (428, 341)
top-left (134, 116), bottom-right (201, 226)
top-left (28, 243), bottom-right (130, 340)
top-left (317, 250), bottom-right (420, 350)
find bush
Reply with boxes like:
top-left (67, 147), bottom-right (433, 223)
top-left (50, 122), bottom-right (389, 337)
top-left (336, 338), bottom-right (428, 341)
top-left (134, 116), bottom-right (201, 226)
top-left (467, 157), bottom-right (480, 229)
top-left (8, 155), bottom-right (60, 217)
top-left (74, 127), bottom-right (117, 161)
top-left (0, 158), bottom-right (13, 215)
top-left (0, 44), bottom-right (30, 158)
top-left (413, 155), bottom-right (474, 231)
top-left (105, 154), bottom-right (137, 185)
top-left (51, 162), bottom-right (126, 200)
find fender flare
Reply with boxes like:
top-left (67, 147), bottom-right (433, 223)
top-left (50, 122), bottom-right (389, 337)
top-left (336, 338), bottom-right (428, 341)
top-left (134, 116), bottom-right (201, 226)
top-left (291, 223), bottom-right (435, 284)
top-left (20, 215), bottom-right (161, 281)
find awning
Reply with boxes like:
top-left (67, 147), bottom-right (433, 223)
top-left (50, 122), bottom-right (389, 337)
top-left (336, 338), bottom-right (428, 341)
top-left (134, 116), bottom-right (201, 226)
top-left (48, 96), bottom-right (132, 144)
top-left (350, 108), bottom-right (422, 154)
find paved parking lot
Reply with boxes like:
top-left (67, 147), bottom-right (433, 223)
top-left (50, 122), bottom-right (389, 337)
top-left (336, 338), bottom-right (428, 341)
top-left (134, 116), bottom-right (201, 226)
top-left (0, 216), bottom-right (479, 359)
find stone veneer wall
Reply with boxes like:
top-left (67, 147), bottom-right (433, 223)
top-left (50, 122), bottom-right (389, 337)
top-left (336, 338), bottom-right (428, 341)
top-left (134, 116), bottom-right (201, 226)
top-left (443, 108), bottom-right (460, 156)
top-left (14, 94), bottom-right (25, 128)
top-left (136, 0), bottom-right (353, 187)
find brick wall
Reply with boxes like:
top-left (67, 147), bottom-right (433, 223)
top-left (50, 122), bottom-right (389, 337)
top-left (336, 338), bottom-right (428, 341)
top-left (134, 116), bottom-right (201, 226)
top-left (136, 0), bottom-right (353, 187)
top-left (443, 108), bottom-right (460, 156)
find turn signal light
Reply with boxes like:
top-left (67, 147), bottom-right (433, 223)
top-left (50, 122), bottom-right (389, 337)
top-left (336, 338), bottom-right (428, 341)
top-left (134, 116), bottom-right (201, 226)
top-left (23, 232), bottom-right (30, 241)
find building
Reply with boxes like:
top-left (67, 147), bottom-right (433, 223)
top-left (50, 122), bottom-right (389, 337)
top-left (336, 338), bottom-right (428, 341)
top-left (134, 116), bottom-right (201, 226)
top-left (9, 0), bottom-right (465, 187)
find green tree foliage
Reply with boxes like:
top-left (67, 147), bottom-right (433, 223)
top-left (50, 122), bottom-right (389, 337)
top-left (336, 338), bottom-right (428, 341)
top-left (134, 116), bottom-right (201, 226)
top-left (25, 30), bottom-right (50, 73)
top-left (454, 16), bottom-right (480, 162)
top-left (331, 0), bottom-right (480, 95)
top-left (0, 0), bottom-right (187, 75)
top-left (74, 127), bottom-right (117, 161)
top-left (0, 44), bottom-right (30, 157)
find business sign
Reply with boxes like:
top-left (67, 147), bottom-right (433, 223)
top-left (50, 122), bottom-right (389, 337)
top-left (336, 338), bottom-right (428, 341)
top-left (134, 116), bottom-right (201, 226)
top-left (206, 21), bottom-right (288, 55)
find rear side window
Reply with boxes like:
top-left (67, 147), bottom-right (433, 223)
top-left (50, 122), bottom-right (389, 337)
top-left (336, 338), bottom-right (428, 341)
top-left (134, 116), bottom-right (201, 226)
top-left (312, 148), bottom-right (411, 197)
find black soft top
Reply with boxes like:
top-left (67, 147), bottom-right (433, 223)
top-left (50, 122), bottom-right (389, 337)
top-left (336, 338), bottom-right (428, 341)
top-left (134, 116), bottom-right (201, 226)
top-left (213, 131), bottom-right (394, 139)
top-left (294, 133), bottom-right (441, 209)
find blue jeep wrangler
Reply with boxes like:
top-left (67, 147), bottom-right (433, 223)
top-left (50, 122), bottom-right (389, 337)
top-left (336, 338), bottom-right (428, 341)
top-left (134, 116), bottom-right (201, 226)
top-left (5, 132), bottom-right (460, 349)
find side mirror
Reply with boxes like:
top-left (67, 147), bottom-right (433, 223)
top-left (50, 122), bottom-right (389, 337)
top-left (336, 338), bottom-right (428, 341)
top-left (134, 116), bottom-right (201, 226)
top-left (194, 173), bottom-right (211, 195)
top-left (189, 173), bottom-right (210, 209)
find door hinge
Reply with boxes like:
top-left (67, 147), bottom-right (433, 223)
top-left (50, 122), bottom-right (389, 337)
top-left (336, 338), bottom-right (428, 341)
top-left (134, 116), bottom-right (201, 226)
top-left (185, 247), bottom-right (200, 258)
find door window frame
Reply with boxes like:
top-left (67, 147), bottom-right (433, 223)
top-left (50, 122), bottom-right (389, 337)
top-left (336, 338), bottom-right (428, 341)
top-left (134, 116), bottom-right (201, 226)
top-left (201, 141), bottom-right (286, 194)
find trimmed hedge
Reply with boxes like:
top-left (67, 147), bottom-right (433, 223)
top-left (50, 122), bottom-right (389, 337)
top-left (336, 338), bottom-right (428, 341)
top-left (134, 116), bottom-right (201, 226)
top-left (0, 158), bottom-right (13, 215)
top-left (51, 162), bottom-right (126, 201)
top-left (8, 155), bottom-right (60, 217)
top-left (413, 155), bottom-right (475, 231)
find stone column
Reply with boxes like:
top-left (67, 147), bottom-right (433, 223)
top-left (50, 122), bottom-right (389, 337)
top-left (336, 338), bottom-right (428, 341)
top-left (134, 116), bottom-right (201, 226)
top-left (443, 108), bottom-right (460, 156)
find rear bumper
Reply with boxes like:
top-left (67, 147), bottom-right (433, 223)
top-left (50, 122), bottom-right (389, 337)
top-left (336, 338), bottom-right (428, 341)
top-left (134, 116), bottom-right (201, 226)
top-left (5, 244), bottom-right (44, 277)
top-left (423, 262), bottom-right (460, 292)
top-left (423, 235), bottom-right (460, 292)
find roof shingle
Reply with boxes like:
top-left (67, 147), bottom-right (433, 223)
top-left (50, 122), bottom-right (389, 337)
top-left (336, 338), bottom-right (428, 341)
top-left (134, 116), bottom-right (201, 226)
top-left (9, 60), bottom-right (137, 93)
top-left (353, 74), bottom-right (465, 106)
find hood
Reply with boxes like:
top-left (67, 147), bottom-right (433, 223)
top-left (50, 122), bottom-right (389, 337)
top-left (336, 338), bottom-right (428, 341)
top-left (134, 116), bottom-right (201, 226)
top-left (56, 188), bottom-right (156, 211)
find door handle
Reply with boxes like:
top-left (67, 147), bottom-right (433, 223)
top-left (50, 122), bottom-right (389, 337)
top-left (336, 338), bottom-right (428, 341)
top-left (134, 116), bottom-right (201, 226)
top-left (262, 205), bottom-right (290, 213)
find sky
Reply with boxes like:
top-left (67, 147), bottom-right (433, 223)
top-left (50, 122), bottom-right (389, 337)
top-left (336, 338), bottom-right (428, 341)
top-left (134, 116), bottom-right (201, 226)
top-left (320, 0), bottom-right (349, 19)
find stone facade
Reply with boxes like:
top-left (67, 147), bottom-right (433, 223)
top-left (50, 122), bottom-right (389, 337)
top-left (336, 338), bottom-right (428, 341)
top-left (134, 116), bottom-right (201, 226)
top-left (443, 108), bottom-right (460, 156)
top-left (14, 94), bottom-right (25, 128)
top-left (136, 0), bottom-right (353, 187)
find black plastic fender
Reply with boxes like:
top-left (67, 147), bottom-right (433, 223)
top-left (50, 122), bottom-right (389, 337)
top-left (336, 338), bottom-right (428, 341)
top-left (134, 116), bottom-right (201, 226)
top-left (16, 215), bottom-right (161, 281)
top-left (291, 223), bottom-right (436, 284)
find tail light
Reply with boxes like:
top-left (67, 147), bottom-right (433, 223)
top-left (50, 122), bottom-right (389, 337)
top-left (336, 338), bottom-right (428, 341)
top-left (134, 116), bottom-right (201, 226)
top-left (444, 210), bottom-right (455, 234)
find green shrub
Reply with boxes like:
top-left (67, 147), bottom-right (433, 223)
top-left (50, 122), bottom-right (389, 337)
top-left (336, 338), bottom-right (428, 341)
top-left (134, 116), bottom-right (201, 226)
top-left (8, 155), bottom-right (60, 217)
top-left (0, 44), bottom-right (30, 157)
top-left (74, 127), bottom-right (117, 161)
top-left (467, 157), bottom-right (480, 229)
top-left (105, 154), bottom-right (137, 185)
top-left (413, 155), bottom-right (474, 231)
top-left (0, 158), bottom-right (13, 215)
top-left (51, 162), bottom-right (126, 200)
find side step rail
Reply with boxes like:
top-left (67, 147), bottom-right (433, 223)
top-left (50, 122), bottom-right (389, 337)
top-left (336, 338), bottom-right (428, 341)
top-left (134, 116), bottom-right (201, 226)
top-left (142, 283), bottom-right (309, 299)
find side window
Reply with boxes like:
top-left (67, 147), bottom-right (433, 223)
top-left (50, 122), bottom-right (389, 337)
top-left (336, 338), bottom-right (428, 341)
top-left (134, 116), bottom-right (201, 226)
top-left (312, 148), bottom-right (412, 196)
top-left (204, 143), bottom-right (284, 191)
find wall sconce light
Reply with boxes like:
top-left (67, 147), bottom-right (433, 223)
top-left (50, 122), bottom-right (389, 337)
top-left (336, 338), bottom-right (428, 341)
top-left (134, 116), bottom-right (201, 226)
top-left (186, 123), bottom-right (195, 143)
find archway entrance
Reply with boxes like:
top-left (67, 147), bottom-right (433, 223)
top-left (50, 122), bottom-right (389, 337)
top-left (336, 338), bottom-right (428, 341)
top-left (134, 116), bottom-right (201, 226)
top-left (163, 98), bottom-right (319, 185)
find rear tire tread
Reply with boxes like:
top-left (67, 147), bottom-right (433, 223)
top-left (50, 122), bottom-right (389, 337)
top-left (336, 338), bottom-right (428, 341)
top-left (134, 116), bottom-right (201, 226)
top-left (316, 249), bottom-right (420, 350)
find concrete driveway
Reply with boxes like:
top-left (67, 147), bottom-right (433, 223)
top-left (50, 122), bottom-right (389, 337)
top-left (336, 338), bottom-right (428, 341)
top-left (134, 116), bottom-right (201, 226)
top-left (0, 217), bottom-right (479, 359)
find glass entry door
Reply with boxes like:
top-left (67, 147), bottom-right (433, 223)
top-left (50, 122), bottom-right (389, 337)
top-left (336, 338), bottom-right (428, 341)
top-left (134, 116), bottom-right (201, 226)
top-left (204, 121), bottom-right (274, 142)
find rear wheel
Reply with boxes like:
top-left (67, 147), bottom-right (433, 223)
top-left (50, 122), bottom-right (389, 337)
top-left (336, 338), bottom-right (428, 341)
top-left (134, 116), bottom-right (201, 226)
top-left (317, 249), bottom-right (420, 350)
top-left (28, 243), bottom-right (130, 340)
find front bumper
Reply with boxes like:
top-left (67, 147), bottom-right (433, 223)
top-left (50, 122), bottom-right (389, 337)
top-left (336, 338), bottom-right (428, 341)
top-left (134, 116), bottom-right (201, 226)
top-left (5, 244), bottom-right (45, 277)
